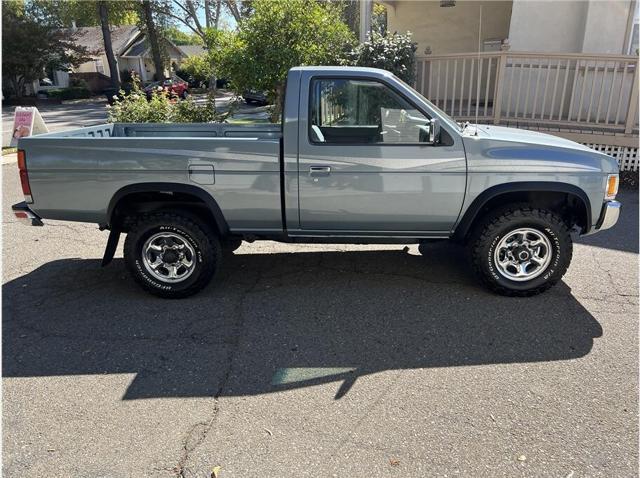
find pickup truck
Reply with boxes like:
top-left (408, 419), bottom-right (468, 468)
top-left (12, 66), bottom-right (621, 299)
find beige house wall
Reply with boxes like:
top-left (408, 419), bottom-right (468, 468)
top-left (385, 1), bottom-right (512, 55)
top-left (581, 0), bottom-right (634, 54)
top-left (508, 0), bottom-right (633, 54)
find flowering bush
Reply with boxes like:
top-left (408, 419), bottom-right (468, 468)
top-left (106, 78), bottom-right (234, 123)
top-left (343, 31), bottom-right (418, 84)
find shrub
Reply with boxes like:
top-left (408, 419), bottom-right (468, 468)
top-left (344, 31), bottom-right (417, 84)
top-left (46, 86), bottom-right (91, 100)
top-left (69, 77), bottom-right (89, 88)
top-left (106, 78), bottom-right (233, 123)
top-left (172, 94), bottom-right (235, 123)
top-left (178, 54), bottom-right (213, 87)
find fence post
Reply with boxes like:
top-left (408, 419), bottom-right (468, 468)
top-left (624, 60), bottom-right (639, 134)
top-left (493, 52), bottom-right (507, 125)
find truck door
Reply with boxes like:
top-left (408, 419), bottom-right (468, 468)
top-left (296, 75), bottom-right (467, 234)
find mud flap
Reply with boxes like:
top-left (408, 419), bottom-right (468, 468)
top-left (101, 229), bottom-right (121, 267)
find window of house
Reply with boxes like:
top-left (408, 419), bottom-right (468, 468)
top-left (309, 78), bottom-right (432, 144)
top-left (39, 66), bottom-right (58, 87)
top-left (95, 58), bottom-right (105, 74)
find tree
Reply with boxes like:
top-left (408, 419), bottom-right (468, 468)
top-left (2, 2), bottom-right (91, 98)
top-left (98, 1), bottom-right (120, 90)
top-left (221, 0), bottom-right (355, 120)
top-left (139, 0), bottom-right (166, 81)
top-left (152, 1), bottom-right (252, 42)
top-left (166, 26), bottom-right (202, 45)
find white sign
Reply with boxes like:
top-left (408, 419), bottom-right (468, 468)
top-left (10, 107), bottom-right (48, 147)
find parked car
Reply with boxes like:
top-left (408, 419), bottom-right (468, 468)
top-left (243, 89), bottom-right (269, 105)
top-left (144, 76), bottom-right (189, 100)
top-left (13, 66), bottom-right (620, 299)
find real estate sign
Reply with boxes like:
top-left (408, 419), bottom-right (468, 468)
top-left (10, 107), bottom-right (48, 147)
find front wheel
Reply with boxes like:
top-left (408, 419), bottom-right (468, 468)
top-left (469, 207), bottom-right (573, 297)
top-left (123, 212), bottom-right (221, 298)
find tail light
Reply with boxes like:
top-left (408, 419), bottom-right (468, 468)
top-left (17, 149), bottom-right (33, 203)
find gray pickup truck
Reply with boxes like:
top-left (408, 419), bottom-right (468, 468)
top-left (13, 66), bottom-right (621, 298)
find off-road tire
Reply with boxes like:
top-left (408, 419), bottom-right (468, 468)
top-left (469, 206), bottom-right (573, 297)
top-left (222, 237), bottom-right (243, 253)
top-left (123, 212), bottom-right (221, 299)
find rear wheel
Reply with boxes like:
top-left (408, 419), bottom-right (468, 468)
top-left (222, 237), bottom-right (243, 253)
top-left (469, 207), bottom-right (572, 296)
top-left (123, 212), bottom-right (221, 298)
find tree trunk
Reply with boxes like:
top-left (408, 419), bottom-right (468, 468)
top-left (214, 0), bottom-right (222, 28)
top-left (141, 1), bottom-right (165, 81)
top-left (204, 0), bottom-right (212, 28)
top-left (271, 83), bottom-right (285, 123)
top-left (98, 1), bottom-right (120, 91)
top-left (10, 76), bottom-right (24, 99)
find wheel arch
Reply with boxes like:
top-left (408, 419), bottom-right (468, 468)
top-left (453, 182), bottom-right (592, 241)
top-left (106, 182), bottom-right (229, 236)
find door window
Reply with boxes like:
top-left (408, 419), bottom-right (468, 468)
top-left (310, 78), bottom-right (431, 144)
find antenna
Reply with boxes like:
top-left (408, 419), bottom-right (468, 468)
top-left (475, 5), bottom-right (482, 136)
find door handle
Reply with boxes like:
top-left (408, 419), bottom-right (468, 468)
top-left (309, 166), bottom-right (331, 177)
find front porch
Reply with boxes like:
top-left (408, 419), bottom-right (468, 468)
top-left (415, 51), bottom-right (639, 171)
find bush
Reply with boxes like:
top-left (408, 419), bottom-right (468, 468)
top-left (178, 54), bottom-right (213, 87)
top-left (106, 78), bottom-right (233, 123)
top-left (69, 77), bottom-right (89, 88)
top-left (344, 31), bottom-right (417, 84)
top-left (46, 86), bottom-right (91, 100)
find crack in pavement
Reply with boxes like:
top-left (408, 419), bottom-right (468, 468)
top-left (173, 265), bottom-right (265, 478)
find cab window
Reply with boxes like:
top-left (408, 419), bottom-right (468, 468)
top-left (309, 78), bottom-right (431, 144)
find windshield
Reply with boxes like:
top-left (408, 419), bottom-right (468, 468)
top-left (393, 75), bottom-right (463, 132)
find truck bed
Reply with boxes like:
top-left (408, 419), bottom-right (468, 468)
top-left (19, 123), bottom-right (284, 231)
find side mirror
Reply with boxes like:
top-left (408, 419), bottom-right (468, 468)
top-left (428, 118), bottom-right (440, 144)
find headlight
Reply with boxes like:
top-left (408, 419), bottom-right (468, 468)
top-left (605, 174), bottom-right (619, 200)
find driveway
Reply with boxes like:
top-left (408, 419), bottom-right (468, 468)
top-left (2, 164), bottom-right (638, 477)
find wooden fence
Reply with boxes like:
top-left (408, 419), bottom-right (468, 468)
top-left (415, 51), bottom-right (639, 135)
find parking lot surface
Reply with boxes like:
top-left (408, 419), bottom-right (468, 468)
top-left (2, 163), bottom-right (638, 477)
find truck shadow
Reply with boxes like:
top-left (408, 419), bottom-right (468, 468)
top-left (2, 244), bottom-right (602, 400)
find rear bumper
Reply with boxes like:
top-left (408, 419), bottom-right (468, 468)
top-left (12, 201), bottom-right (43, 226)
top-left (595, 200), bottom-right (621, 231)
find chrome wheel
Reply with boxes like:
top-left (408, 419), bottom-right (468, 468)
top-left (493, 227), bottom-right (553, 282)
top-left (142, 232), bottom-right (196, 283)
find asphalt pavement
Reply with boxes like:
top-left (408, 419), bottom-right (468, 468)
top-left (2, 162), bottom-right (638, 477)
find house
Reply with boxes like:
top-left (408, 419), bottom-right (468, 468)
top-left (381, 0), bottom-right (638, 56)
top-left (365, 0), bottom-right (639, 171)
top-left (33, 25), bottom-right (204, 94)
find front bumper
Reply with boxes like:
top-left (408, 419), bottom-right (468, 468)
top-left (595, 200), bottom-right (621, 231)
top-left (12, 201), bottom-right (43, 226)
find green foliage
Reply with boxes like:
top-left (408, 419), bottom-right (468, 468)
top-left (47, 87), bottom-right (92, 100)
top-left (2, 1), bottom-right (92, 97)
top-left (220, 0), bottom-right (356, 114)
top-left (344, 31), bottom-right (417, 84)
top-left (107, 78), bottom-right (232, 123)
top-left (173, 95), bottom-right (232, 123)
top-left (69, 77), bottom-right (89, 88)
top-left (32, 0), bottom-right (138, 27)
top-left (179, 54), bottom-right (214, 85)
top-left (166, 26), bottom-right (202, 45)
